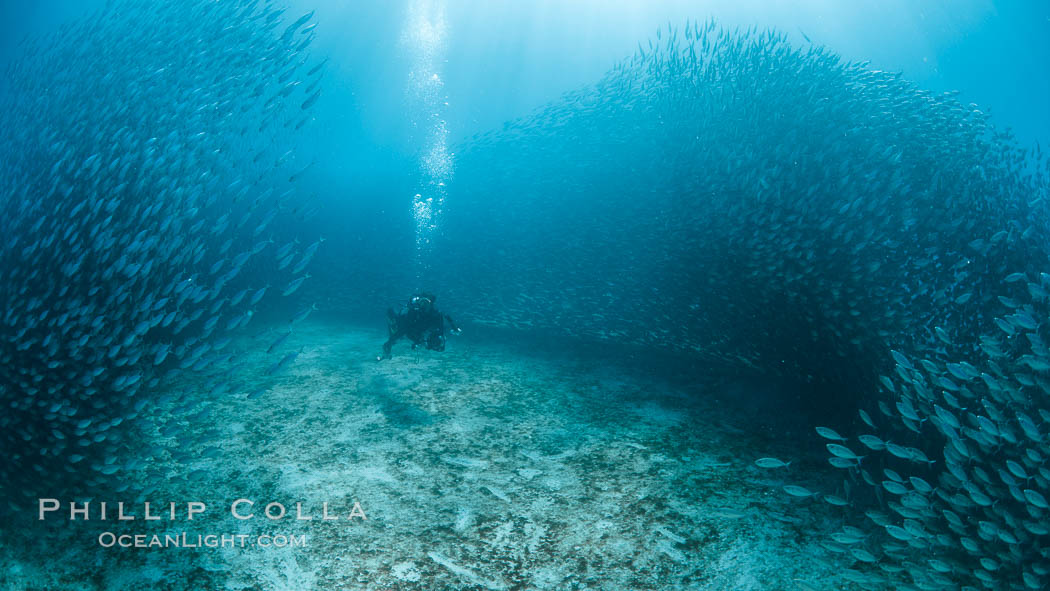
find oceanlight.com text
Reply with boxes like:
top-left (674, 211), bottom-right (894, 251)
top-left (97, 532), bottom-right (308, 549)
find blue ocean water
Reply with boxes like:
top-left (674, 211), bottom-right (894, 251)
top-left (1, 1), bottom-right (1049, 590)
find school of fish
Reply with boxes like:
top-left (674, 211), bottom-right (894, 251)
top-left (439, 21), bottom-right (1050, 591)
top-left (0, 0), bottom-right (324, 512)
top-left (3, 4), bottom-right (1050, 588)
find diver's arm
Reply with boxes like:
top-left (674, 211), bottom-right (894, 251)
top-left (445, 314), bottom-right (460, 333)
top-left (380, 329), bottom-right (403, 359)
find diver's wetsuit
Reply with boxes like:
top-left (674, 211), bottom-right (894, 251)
top-left (381, 294), bottom-right (458, 359)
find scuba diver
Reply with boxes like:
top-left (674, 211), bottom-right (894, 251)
top-left (378, 292), bottom-right (460, 360)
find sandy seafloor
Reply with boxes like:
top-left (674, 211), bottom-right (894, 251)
top-left (2, 316), bottom-right (854, 590)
